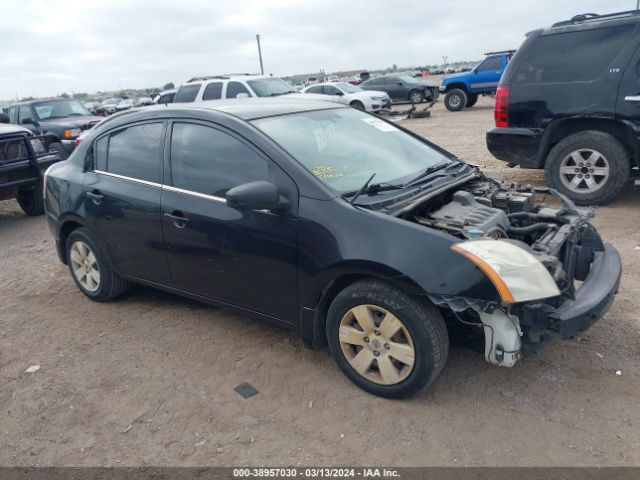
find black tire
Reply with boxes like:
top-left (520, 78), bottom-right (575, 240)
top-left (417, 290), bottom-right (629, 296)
top-left (444, 89), bottom-right (467, 112)
top-left (49, 142), bottom-right (69, 160)
top-left (545, 130), bottom-right (630, 206)
top-left (465, 94), bottom-right (478, 108)
top-left (66, 227), bottom-right (129, 301)
top-left (350, 100), bottom-right (365, 110)
top-left (16, 179), bottom-right (44, 216)
top-left (326, 279), bottom-right (449, 399)
top-left (408, 89), bottom-right (424, 104)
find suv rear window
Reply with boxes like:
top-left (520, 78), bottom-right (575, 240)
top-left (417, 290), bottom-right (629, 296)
top-left (174, 84), bottom-right (201, 103)
top-left (514, 25), bottom-right (633, 84)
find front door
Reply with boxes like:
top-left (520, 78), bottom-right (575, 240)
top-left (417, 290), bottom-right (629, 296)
top-left (161, 121), bottom-right (299, 324)
top-left (82, 121), bottom-right (171, 284)
top-left (470, 56), bottom-right (503, 93)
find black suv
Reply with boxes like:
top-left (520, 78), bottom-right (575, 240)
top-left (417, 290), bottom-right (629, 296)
top-left (7, 99), bottom-right (101, 160)
top-left (486, 10), bottom-right (640, 205)
top-left (0, 114), bottom-right (61, 215)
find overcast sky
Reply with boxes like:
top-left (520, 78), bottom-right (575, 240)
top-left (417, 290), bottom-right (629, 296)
top-left (0, 0), bottom-right (635, 100)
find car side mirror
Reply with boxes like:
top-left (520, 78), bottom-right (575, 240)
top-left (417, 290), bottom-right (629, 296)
top-left (21, 117), bottom-right (35, 125)
top-left (226, 180), bottom-right (289, 211)
top-left (236, 93), bottom-right (250, 99)
top-left (0, 113), bottom-right (9, 123)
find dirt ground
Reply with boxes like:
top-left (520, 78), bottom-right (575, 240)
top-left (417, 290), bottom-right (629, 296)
top-left (1, 97), bottom-right (639, 467)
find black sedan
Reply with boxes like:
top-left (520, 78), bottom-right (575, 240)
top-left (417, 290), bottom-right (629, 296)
top-left (43, 99), bottom-right (621, 398)
top-left (359, 74), bottom-right (439, 104)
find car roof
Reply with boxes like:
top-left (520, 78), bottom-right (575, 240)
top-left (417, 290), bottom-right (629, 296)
top-left (186, 74), bottom-right (270, 83)
top-left (150, 97), bottom-right (348, 120)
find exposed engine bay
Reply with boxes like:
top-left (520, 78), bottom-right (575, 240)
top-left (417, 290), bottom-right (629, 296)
top-left (397, 175), bottom-right (611, 368)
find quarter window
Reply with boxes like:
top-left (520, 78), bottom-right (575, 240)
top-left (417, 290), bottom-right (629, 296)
top-left (202, 82), bottom-right (223, 100)
top-left (94, 136), bottom-right (108, 171)
top-left (106, 123), bottom-right (163, 183)
top-left (514, 25), bottom-right (633, 84)
top-left (170, 123), bottom-right (269, 197)
top-left (324, 85), bottom-right (341, 96)
top-left (306, 85), bottom-right (323, 94)
top-left (225, 82), bottom-right (251, 99)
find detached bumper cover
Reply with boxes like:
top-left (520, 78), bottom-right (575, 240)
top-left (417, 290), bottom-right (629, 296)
top-left (547, 244), bottom-right (621, 338)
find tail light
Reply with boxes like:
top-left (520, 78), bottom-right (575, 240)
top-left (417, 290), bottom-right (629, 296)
top-left (494, 85), bottom-right (510, 128)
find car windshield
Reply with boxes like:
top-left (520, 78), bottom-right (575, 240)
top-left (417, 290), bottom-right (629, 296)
top-left (248, 78), bottom-right (297, 97)
top-left (337, 83), bottom-right (361, 93)
top-left (32, 100), bottom-right (91, 120)
top-left (252, 108), bottom-right (452, 193)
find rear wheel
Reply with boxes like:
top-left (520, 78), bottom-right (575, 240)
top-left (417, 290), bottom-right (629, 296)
top-left (545, 130), bottom-right (630, 205)
top-left (16, 180), bottom-right (44, 216)
top-left (350, 100), bottom-right (365, 110)
top-left (326, 280), bottom-right (448, 398)
top-left (66, 228), bottom-right (129, 301)
top-left (408, 90), bottom-right (424, 104)
top-left (465, 94), bottom-right (478, 107)
top-left (444, 89), bottom-right (467, 111)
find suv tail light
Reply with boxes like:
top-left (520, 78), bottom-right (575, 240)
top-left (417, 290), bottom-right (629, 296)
top-left (494, 85), bottom-right (510, 128)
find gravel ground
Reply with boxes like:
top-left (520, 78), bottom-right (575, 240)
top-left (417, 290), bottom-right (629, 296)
top-left (1, 97), bottom-right (639, 467)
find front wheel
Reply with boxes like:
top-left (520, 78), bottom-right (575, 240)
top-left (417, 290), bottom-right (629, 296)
top-left (444, 89), bottom-right (467, 111)
top-left (48, 142), bottom-right (69, 160)
top-left (545, 130), bottom-right (630, 205)
top-left (350, 100), bottom-right (365, 110)
top-left (465, 94), bottom-right (478, 107)
top-left (408, 90), bottom-right (424, 104)
top-left (16, 180), bottom-right (44, 216)
top-left (326, 280), bottom-right (449, 398)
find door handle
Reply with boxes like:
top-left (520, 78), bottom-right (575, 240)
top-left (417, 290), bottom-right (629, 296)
top-left (624, 95), bottom-right (640, 102)
top-left (85, 191), bottom-right (104, 205)
top-left (164, 212), bottom-right (190, 229)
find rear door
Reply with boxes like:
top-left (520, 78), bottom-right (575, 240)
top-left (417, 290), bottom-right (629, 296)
top-left (82, 121), bottom-right (171, 284)
top-left (508, 24), bottom-right (635, 128)
top-left (614, 25), bottom-right (640, 130)
top-left (161, 121), bottom-right (299, 323)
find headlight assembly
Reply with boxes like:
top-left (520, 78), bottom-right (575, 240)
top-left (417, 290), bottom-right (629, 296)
top-left (451, 239), bottom-right (561, 303)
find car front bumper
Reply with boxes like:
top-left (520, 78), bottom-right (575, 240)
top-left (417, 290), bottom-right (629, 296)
top-left (486, 127), bottom-right (545, 168)
top-left (546, 244), bottom-right (621, 339)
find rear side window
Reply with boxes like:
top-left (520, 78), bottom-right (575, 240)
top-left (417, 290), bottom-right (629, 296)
top-left (174, 84), bottom-right (201, 103)
top-left (306, 85), bottom-right (323, 94)
top-left (202, 82), bottom-right (223, 100)
top-left (225, 81), bottom-right (251, 99)
top-left (107, 123), bottom-right (163, 183)
top-left (170, 123), bottom-right (269, 197)
top-left (514, 25), bottom-right (633, 84)
top-left (158, 93), bottom-right (175, 104)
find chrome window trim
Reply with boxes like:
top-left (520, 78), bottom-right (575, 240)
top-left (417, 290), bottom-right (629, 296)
top-left (93, 169), bottom-right (161, 188)
top-left (162, 184), bottom-right (225, 203)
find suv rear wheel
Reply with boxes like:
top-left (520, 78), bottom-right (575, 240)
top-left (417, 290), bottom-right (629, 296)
top-left (545, 130), bottom-right (630, 205)
top-left (444, 89), bottom-right (467, 111)
top-left (16, 180), bottom-right (44, 216)
top-left (326, 279), bottom-right (448, 398)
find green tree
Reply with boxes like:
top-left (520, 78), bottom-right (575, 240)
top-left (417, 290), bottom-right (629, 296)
top-left (60, 92), bottom-right (70, 98)
top-left (162, 82), bottom-right (175, 90)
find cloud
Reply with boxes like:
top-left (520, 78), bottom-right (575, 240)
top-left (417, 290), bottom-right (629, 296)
top-left (0, 0), bottom-right (633, 99)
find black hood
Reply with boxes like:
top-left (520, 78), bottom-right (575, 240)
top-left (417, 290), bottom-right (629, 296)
top-left (39, 115), bottom-right (102, 131)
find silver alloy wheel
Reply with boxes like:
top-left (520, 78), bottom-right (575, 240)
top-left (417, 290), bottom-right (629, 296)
top-left (409, 91), bottom-right (423, 104)
top-left (448, 93), bottom-right (462, 108)
top-left (559, 149), bottom-right (610, 194)
top-left (69, 241), bottom-right (100, 292)
top-left (339, 304), bottom-right (415, 385)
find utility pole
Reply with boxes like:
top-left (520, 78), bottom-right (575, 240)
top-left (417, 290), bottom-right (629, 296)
top-left (256, 34), bottom-right (264, 75)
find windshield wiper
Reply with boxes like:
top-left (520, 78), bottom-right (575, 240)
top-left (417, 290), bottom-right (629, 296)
top-left (343, 174), bottom-right (404, 205)
top-left (403, 162), bottom-right (452, 187)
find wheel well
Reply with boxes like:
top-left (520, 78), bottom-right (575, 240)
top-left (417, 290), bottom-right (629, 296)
top-left (58, 221), bottom-right (82, 263)
top-left (444, 83), bottom-right (468, 93)
top-left (541, 118), bottom-right (637, 168)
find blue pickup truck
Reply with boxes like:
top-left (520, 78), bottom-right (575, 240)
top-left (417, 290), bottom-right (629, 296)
top-left (439, 50), bottom-right (514, 111)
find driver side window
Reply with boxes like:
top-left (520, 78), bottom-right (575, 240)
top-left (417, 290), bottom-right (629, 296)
top-left (324, 86), bottom-right (341, 96)
top-left (170, 123), bottom-right (269, 197)
top-left (477, 57), bottom-right (502, 73)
